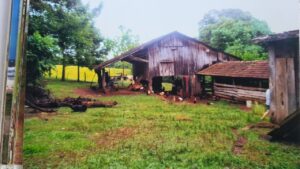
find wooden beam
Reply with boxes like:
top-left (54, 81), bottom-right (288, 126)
top-left (0, 0), bottom-right (12, 164)
top-left (126, 56), bottom-right (148, 63)
top-left (10, 0), bottom-right (30, 165)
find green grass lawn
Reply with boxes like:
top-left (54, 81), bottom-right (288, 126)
top-left (24, 80), bottom-right (300, 169)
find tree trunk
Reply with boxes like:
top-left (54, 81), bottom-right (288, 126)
top-left (61, 57), bottom-right (66, 81)
top-left (77, 64), bottom-right (80, 82)
top-left (48, 69), bottom-right (52, 78)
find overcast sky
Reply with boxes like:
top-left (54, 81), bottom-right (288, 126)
top-left (82, 0), bottom-right (299, 42)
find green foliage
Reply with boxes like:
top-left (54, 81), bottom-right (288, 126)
top-left (108, 26), bottom-right (140, 69)
top-left (199, 9), bottom-right (271, 60)
top-left (26, 32), bottom-right (60, 85)
top-left (27, 0), bottom-right (110, 83)
top-left (24, 80), bottom-right (300, 168)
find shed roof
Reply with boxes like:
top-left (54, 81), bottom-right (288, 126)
top-left (197, 61), bottom-right (269, 79)
top-left (253, 30), bottom-right (299, 44)
top-left (95, 31), bottom-right (240, 70)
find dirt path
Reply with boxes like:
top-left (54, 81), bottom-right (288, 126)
top-left (74, 88), bottom-right (142, 97)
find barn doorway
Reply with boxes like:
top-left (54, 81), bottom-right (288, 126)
top-left (151, 76), bottom-right (184, 96)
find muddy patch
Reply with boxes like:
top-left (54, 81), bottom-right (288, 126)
top-left (75, 88), bottom-right (141, 97)
top-left (231, 128), bottom-right (247, 155)
top-left (233, 136), bottom-right (247, 155)
top-left (92, 127), bottom-right (137, 149)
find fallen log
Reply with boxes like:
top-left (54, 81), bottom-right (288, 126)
top-left (25, 99), bottom-right (56, 113)
top-left (25, 86), bottom-right (118, 113)
top-left (83, 101), bottom-right (118, 108)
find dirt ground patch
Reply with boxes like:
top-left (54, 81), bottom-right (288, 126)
top-left (92, 127), bottom-right (137, 149)
top-left (75, 88), bottom-right (142, 97)
top-left (231, 128), bottom-right (248, 155)
top-left (238, 105), bottom-right (252, 112)
top-left (233, 136), bottom-right (248, 155)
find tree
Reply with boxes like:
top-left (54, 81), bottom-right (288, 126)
top-left (109, 26), bottom-right (139, 69)
top-left (27, 0), bottom-right (108, 83)
top-left (199, 9), bottom-right (271, 60)
top-left (26, 32), bottom-right (60, 85)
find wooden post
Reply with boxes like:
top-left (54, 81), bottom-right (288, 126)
top-left (9, 0), bottom-right (29, 166)
top-left (211, 77), bottom-right (215, 95)
top-left (0, 0), bottom-right (12, 163)
top-left (0, 0), bottom-right (29, 167)
top-left (268, 46), bottom-right (276, 122)
top-left (101, 68), bottom-right (106, 92)
top-left (148, 77), bottom-right (153, 93)
top-left (77, 65), bottom-right (80, 82)
top-left (203, 76), bottom-right (206, 94)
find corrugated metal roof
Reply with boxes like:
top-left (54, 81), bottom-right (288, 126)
top-left (197, 61), bottom-right (269, 79)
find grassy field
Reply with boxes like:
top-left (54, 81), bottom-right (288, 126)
top-left (24, 80), bottom-right (300, 169)
top-left (48, 65), bottom-right (132, 82)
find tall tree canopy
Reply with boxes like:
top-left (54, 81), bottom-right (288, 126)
top-left (106, 26), bottom-right (139, 69)
top-left (199, 9), bottom-right (271, 60)
top-left (27, 0), bottom-right (109, 84)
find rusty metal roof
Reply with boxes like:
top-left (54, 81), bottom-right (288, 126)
top-left (197, 61), bottom-right (269, 79)
top-left (253, 30), bottom-right (299, 44)
top-left (95, 31), bottom-right (240, 70)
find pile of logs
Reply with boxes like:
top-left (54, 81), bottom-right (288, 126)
top-left (214, 83), bottom-right (266, 102)
top-left (25, 86), bottom-right (117, 112)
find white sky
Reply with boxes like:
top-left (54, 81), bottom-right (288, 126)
top-left (82, 0), bottom-right (299, 42)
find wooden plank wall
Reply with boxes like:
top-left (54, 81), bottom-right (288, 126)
top-left (268, 46), bottom-right (276, 122)
top-left (214, 83), bottom-right (266, 102)
top-left (269, 39), bottom-right (299, 124)
top-left (148, 34), bottom-right (235, 78)
top-left (146, 34), bottom-right (237, 97)
top-left (0, 0), bottom-right (12, 162)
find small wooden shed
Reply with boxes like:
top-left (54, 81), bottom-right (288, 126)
top-left (95, 31), bottom-right (239, 97)
top-left (254, 30), bottom-right (299, 123)
top-left (198, 61), bottom-right (269, 102)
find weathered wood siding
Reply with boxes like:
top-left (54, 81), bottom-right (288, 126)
top-left (268, 39), bottom-right (299, 123)
top-left (214, 83), bottom-right (266, 102)
top-left (148, 34), bottom-right (236, 77)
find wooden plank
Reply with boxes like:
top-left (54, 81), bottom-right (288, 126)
top-left (287, 58), bottom-right (297, 115)
top-left (214, 83), bottom-right (266, 92)
top-left (159, 62), bottom-right (175, 76)
top-left (126, 56), bottom-right (148, 63)
top-left (10, 0), bottom-right (30, 165)
top-left (213, 83), bottom-right (266, 102)
top-left (275, 58), bottom-right (289, 123)
top-left (0, 0), bottom-right (12, 161)
top-left (268, 46), bottom-right (276, 122)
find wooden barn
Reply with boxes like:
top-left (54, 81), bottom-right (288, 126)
top-left (197, 61), bottom-right (269, 102)
top-left (95, 31), bottom-right (239, 97)
top-left (254, 30), bottom-right (299, 124)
